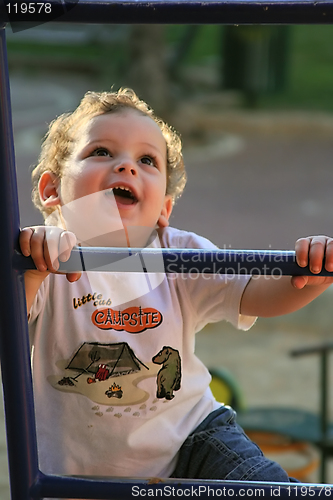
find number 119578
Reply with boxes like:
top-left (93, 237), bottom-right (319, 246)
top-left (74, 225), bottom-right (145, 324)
top-left (6, 3), bottom-right (52, 14)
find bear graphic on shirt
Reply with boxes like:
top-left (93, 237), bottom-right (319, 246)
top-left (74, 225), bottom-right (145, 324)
top-left (152, 346), bottom-right (182, 400)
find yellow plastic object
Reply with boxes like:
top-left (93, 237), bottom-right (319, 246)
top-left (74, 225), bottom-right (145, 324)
top-left (209, 376), bottom-right (232, 406)
top-left (209, 367), bottom-right (245, 412)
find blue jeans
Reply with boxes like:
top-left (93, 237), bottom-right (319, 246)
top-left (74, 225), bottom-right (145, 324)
top-left (171, 406), bottom-right (292, 481)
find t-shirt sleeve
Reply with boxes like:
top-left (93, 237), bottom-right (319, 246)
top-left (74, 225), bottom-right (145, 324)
top-left (28, 278), bottom-right (48, 324)
top-left (164, 228), bottom-right (257, 332)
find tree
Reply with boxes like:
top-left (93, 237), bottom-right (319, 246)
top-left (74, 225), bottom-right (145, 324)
top-left (126, 25), bottom-right (171, 117)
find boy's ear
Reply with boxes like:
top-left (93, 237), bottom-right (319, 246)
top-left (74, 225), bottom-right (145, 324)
top-left (158, 195), bottom-right (173, 228)
top-left (39, 171), bottom-right (61, 207)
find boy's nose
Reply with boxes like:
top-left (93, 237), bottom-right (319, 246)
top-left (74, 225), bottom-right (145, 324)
top-left (114, 158), bottom-right (137, 176)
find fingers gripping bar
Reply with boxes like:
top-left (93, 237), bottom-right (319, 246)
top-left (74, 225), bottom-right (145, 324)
top-left (13, 247), bottom-right (333, 276)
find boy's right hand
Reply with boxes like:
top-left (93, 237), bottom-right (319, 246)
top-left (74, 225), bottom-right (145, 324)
top-left (19, 226), bottom-right (81, 283)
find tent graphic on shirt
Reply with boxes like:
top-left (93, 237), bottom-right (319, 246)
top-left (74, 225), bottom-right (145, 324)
top-left (49, 341), bottom-right (180, 408)
top-left (65, 341), bottom-right (149, 379)
top-left (50, 340), bottom-right (162, 406)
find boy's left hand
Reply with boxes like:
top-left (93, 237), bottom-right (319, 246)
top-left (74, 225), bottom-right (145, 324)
top-left (293, 236), bottom-right (333, 289)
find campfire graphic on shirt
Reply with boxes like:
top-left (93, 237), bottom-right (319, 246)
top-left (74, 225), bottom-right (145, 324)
top-left (48, 342), bottom-right (182, 406)
top-left (105, 382), bottom-right (123, 399)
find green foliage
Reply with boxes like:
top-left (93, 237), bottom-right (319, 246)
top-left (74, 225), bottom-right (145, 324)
top-left (244, 25), bottom-right (333, 111)
top-left (7, 24), bottom-right (333, 111)
top-left (167, 25), bottom-right (221, 64)
top-left (168, 25), bottom-right (333, 111)
top-left (284, 25), bottom-right (333, 111)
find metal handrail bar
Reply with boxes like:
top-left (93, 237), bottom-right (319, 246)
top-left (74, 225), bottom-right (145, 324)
top-left (2, 0), bottom-right (333, 25)
top-left (13, 247), bottom-right (333, 276)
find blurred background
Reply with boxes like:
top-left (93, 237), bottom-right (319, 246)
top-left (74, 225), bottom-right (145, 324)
top-left (2, 22), bottom-right (333, 496)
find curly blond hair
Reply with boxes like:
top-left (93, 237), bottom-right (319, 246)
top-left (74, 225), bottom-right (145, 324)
top-left (31, 88), bottom-right (186, 219)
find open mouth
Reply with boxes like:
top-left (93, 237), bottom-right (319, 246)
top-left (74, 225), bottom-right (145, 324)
top-left (112, 186), bottom-right (138, 206)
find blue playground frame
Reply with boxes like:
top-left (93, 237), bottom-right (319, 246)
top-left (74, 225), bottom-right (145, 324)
top-left (1, 1), bottom-right (333, 498)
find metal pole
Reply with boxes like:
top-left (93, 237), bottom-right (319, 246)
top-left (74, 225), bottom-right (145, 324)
top-left (320, 351), bottom-right (329, 483)
top-left (0, 25), bottom-right (39, 500)
top-left (13, 247), bottom-right (333, 276)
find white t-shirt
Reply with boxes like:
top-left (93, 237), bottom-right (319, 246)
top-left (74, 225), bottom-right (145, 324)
top-left (29, 227), bottom-right (256, 479)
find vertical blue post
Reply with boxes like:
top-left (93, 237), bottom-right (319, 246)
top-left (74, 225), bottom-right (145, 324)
top-left (0, 25), bottom-right (39, 499)
top-left (320, 350), bottom-right (329, 483)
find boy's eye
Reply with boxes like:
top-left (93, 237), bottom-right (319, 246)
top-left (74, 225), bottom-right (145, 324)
top-left (140, 156), bottom-right (156, 167)
top-left (91, 148), bottom-right (111, 157)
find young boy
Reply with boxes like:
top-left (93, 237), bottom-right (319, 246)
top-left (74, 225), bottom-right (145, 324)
top-left (20, 88), bottom-right (333, 482)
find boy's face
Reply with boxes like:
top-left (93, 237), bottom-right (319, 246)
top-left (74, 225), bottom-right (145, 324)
top-left (41, 109), bottom-right (173, 245)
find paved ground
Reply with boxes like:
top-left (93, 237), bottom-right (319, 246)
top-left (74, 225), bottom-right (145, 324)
top-left (2, 68), bottom-right (333, 497)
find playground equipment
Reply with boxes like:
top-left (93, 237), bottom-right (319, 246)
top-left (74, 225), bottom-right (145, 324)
top-left (2, 1), bottom-right (333, 498)
top-left (210, 344), bottom-right (333, 484)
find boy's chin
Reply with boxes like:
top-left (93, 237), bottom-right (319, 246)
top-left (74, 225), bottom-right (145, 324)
top-left (78, 226), bottom-right (158, 249)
